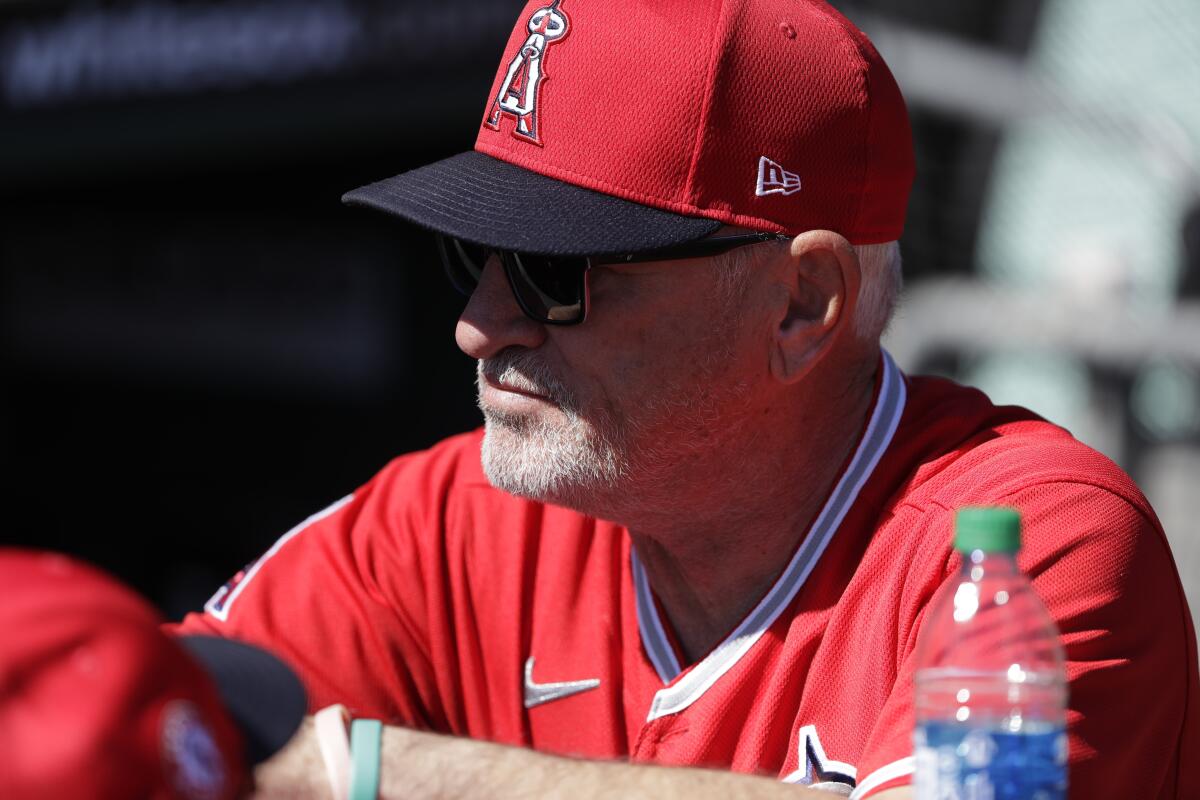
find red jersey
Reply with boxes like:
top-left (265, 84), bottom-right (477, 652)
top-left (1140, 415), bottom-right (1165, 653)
top-left (176, 354), bottom-right (1199, 798)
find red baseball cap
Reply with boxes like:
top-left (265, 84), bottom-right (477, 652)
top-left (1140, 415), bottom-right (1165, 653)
top-left (344, 0), bottom-right (914, 254)
top-left (0, 550), bottom-right (306, 800)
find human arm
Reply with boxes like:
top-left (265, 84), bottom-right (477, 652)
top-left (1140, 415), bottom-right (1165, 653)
top-left (253, 719), bottom-right (912, 800)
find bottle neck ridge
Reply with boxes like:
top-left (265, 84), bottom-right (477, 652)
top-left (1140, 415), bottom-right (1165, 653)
top-left (959, 549), bottom-right (1020, 579)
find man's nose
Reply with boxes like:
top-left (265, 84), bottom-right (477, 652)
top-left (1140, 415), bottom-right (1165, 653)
top-left (455, 256), bottom-right (547, 359)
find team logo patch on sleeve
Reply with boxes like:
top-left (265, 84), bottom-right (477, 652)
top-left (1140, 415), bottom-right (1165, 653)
top-left (203, 494), bottom-right (354, 621)
top-left (203, 559), bottom-right (258, 619)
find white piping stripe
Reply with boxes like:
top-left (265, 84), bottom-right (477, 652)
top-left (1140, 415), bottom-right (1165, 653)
top-left (632, 551), bottom-right (681, 683)
top-left (637, 352), bottom-right (906, 722)
top-left (847, 756), bottom-right (914, 799)
top-left (204, 494), bottom-right (354, 621)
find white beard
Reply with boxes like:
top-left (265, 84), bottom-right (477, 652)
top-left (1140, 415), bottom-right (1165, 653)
top-left (480, 411), bottom-right (626, 500)
top-left (478, 352), bottom-right (628, 504)
top-left (476, 341), bottom-right (753, 521)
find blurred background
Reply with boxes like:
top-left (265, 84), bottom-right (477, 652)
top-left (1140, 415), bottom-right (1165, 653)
top-left (2, 0), bottom-right (1198, 619)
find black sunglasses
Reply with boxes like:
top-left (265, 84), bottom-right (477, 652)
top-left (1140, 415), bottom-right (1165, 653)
top-left (436, 231), bottom-right (791, 325)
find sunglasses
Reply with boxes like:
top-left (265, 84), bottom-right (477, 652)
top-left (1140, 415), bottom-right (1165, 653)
top-left (436, 231), bottom-right (791, 325)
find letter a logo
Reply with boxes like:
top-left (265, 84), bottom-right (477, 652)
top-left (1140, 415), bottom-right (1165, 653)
top-left (485, 0), bottom-right (570, 145)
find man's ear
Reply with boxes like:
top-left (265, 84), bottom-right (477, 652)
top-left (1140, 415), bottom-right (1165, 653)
top-left (768, 230), bottom-right (860, 384)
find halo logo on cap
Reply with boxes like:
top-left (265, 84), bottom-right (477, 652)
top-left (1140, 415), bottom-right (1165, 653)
top-left (484, 0), bottom-right (569, 145)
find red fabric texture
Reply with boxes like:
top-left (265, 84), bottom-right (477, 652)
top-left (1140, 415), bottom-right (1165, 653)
top-left (174, 375), bottom-right (1199, 798)
top-left (473, 0), bottom-right (914, 244)
top-left (3, 551), bottom-right (246, 800)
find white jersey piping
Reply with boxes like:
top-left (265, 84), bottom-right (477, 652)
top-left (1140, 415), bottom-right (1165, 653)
top-left (204, 494), bottom-right (354, 621)
top-left (632, 551), bottom-right (683, 683)
top-left (847, 756), bottom-right (915, 799)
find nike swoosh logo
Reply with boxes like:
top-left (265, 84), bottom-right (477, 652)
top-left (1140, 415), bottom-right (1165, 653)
top-left (523, 657), bottom-right (600, 709)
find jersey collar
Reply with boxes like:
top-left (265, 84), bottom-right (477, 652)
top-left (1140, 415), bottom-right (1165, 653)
top-left (632, 350), bottom-right (907, 721)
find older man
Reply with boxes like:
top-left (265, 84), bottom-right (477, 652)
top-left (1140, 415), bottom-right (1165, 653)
top-left (176, 0), bottom-right (1198, 798)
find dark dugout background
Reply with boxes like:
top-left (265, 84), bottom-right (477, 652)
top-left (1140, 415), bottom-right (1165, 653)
top-left (3, 0), bottom-right (1197, 618)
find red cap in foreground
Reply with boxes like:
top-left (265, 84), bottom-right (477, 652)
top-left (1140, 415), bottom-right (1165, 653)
top-left (0, 550), bottom-right (246, 800)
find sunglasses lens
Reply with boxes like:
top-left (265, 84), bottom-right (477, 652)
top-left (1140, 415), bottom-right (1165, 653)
top-left (506, 252), bottom-right (588, 323)
top-left (436, 235), bottom-right (587, 324)
top-left (437, 235), bottom-right (491, 296)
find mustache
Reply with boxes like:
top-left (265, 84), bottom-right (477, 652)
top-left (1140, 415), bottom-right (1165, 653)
top-left (478, 350), bottom-right (577, 411)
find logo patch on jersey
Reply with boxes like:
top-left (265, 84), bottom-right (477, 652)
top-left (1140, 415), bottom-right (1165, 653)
top-left (782, 725), bottom-right (857, 792)
top-left (756, 156), bottom-right (802, 196)
top-left (203, 494), bottom-right (355, 622)
top-left (522, 657), bottom-right (600, 708)
top-left (203, 558), bottom-right (259, 619)
top-left (484, 0), bottom-right (569, 145)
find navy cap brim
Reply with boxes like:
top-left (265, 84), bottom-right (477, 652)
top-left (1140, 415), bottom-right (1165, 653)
top-left (342, 151), bottom-right (721, 257)
top-left (180, 635), bottom-right (308, 766)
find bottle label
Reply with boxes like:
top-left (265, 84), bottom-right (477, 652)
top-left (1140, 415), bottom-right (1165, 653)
top-left (914, 722), bottom-right (1067, 800)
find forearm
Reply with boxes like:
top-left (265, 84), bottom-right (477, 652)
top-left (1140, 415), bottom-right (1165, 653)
top-left (253, 719), bottom-right (886, 800)
top-left (377, 726), bottom-right (813, 800)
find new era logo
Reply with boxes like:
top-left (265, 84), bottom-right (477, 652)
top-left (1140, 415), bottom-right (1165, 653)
top-left (756, 156), bottom-right (801, 196)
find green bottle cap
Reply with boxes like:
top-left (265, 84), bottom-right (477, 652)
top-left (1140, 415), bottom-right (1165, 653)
top-left (954, 507), bottom-right (1021, 553)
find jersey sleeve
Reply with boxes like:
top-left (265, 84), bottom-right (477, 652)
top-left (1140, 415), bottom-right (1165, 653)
top-left (170, 449), bottom-right (464, 727)
top-left (851, 481), bottom-right (1198, 799)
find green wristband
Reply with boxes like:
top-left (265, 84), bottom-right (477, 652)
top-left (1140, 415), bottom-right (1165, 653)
top-left (348, 719), bottom-right (383, 800)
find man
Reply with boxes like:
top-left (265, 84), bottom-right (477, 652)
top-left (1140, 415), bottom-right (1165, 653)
top-left (175, 0), bottom-right (1199, 797)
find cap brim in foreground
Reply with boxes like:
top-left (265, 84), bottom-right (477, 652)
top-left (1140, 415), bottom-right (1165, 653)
top-left (181, 635), bottom-right (308, 766)
top-left (342, 151), bottom-right (721, 257)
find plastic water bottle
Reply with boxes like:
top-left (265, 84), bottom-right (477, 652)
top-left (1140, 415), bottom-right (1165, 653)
top-left (913, 507), bottom-right (1068, 800)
